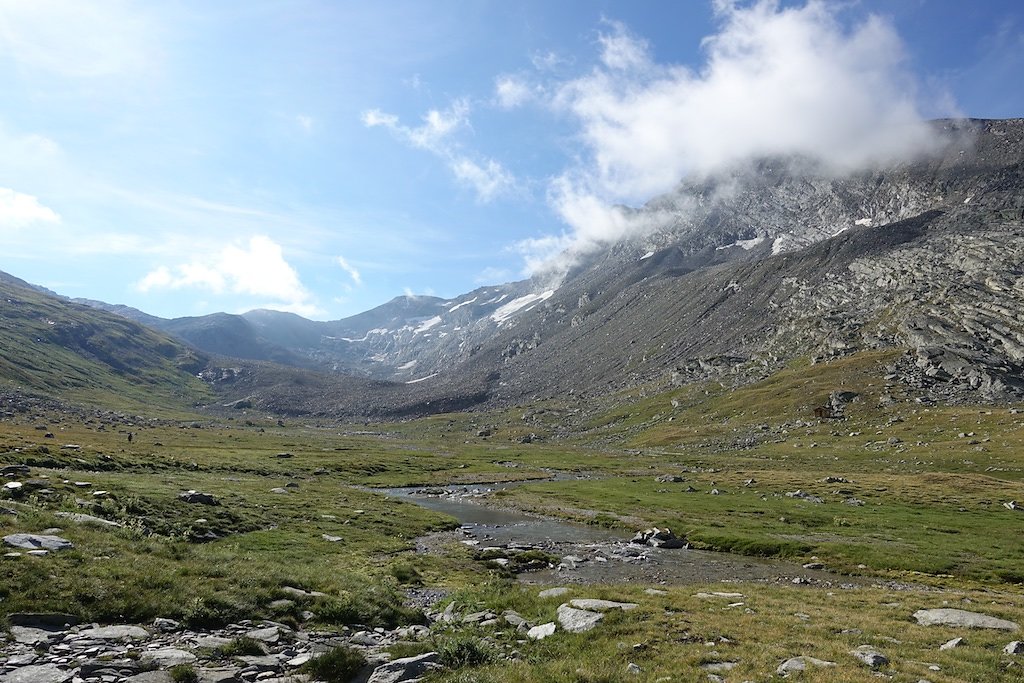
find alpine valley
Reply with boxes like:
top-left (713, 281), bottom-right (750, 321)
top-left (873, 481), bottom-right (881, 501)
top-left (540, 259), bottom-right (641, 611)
top-left (3, 119), bottom-right (1024, 683)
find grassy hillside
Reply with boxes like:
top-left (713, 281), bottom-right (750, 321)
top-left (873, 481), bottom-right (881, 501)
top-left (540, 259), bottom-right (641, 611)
top-left (0, 277), bottom-right (211, 413)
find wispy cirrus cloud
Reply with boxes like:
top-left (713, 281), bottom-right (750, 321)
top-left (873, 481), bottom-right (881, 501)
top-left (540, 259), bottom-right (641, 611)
top-left (0, 0), bottom-right (158, 79)
top-left (362, 99), bottom-right (517, 202)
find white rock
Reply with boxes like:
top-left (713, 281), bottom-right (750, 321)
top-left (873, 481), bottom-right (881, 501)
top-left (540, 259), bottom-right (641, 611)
top-left (538, 587), bottom-right (569, 598)
top-left (527, 623), bottom-right (556, 640)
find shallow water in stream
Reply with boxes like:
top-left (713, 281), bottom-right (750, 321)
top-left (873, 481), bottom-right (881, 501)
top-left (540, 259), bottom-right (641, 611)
top-left (383, 483), bottom-right (868, 588)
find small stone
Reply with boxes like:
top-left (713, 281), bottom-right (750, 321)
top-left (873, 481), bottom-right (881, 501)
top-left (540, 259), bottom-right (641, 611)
top-left (538, 587), bottom-right (569, 598)
top-left (850, 645), bottom-right (888, 668)
top-left (1005, 641), bottom-right (1024, 655)
top-left (626, 663), bottom-right (641, 675)
top-left (321, 534), bottom-right (342, 542)
top-left (527, 623), bottom-right (556, 640)
top-left (776, 656), bottom-right (836, 675)
top-left (939, 637), bottom-right (964, 650)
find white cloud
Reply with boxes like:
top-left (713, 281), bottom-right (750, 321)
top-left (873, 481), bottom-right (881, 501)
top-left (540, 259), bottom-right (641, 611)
top-left (450, 158), bottom-right (516, 203)
top-left (137, 235), bottom-right (316, 312)
top-left (0, 188), bottom-right (60, 228)
top-left (0, 0), bottom-right (156, 79)
top-left (518, 0), bottom-right (947, 276)
top-left (296, 115), bottom-right (313, 133)
top-left (494, 75), bottom-right (534, 108)
top-left (597, 20), bottom-right (650, 71)
top-left (337, 255), bottom-right (362, 286)
top-left (556, 3), bottom-right (942, 203)
top-left (362, 99), bottom-right (516, 202)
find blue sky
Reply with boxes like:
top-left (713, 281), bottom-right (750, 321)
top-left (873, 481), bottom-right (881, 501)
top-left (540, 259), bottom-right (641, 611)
top-left (0, 0), bottom-right (1021, 320)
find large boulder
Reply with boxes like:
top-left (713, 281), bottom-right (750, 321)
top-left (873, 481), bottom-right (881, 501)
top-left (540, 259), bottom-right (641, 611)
top-left (912, 608), bottom-right (1018, 630)
top-left (366, 652), bottom-right (442, 683)
top-left (568, 599), bottom-right (638, 612)
top-left (3, 534), bottom-right (73, 551)
top-left (1, 664), bottom-right (72, 683)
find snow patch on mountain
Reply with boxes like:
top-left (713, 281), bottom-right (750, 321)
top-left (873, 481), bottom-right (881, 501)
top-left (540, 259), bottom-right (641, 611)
top-left (490, 290), bottom-right (555, 323)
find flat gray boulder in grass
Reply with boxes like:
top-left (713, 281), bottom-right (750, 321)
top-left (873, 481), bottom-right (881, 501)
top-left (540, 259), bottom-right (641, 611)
top-left (366, 652), bottom-right (442, 683)
top-left (3, 534), bottom-right (74, 551)
top-left (140, 649), bottom-right (197, 668)
top-left (850, 645), bottom-right (889, 668)
top-left (54, 512), bottom-right (122, 528)
top-left (556, 604), bottom-right (604, 633)
top-left (527, 622), bottom-right (556, 640)
top-left (568, 599), bottom-right (638, 612)
top-left (1, 665), bottom-right (72, 683)
top-left (76, 625), bottom-right (149, 640)
top-left (776, 656), bottom-right (836, 675)
top-left (538, 586), bottom-right (569, 598)
top-left (913, 608), bottom-right (1019, 631)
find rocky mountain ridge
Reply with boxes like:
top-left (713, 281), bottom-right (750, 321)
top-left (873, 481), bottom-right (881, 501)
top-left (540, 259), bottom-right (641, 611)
top-left (9, 117), bottom-right (1024, 417)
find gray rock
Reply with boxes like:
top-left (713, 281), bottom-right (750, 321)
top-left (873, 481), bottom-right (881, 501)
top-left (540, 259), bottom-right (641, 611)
top-left (178, 491), bottom-right (218, 505)
top-left (236, 656), bottom-right (279, 671)
top-left (194, 636), bottom-right (233, 650)
top-left (626, 662), bottom-right (641, 675)
top-left (939, 637), bottom-right (964, 650)
top-left (350, 631), bottom-right (382, 647)
top-left (569, 599), bottom-right (638, 612)
top-left (912, 608), bottom-right (1018, 630)
top-left (701, 662), bottom-right (738, 673)
top-left (6, 654), bottom-right (39, 667)
top-left (9, 626), bottom-right (59, 645)
top-left (644, 588), bottom-right (668, 596)
top-left (245, 626), bottom-right (283, 643)
top-left (152, 617), bottom-right (181, 632)
top-left (197, 668), bottom-right (242, 683)
top-left (527, 623), bottom-right (556, 640)
top-left (1005, 641), bottom-right (1024, 654)
top-left (1, 665), bottom-right (72, 683)
top-left (556, 604), bottom-right (604, 633)
top-left (366, 652), bottom-right (441, 683)
top-left (76, 625), bottom-right (149, 640)
top-left (776, 656), bottom-right (836, 675)
top-left (269, 488), bottom-right (289, 494)
top-left (850, 645), bottom-right (888, 668)
top-left (502, 610), bottom-right (528, 628)
top-left (125, 672), bottom-right (173, 683)
top-left (53, 512), bottom-right (122, 528)
top-left (538, 586), bottom-right (569, 599)
top-left (140, 649), bottom-right (197, 668)
top-left (3, 534), bottom-right (74, 551)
